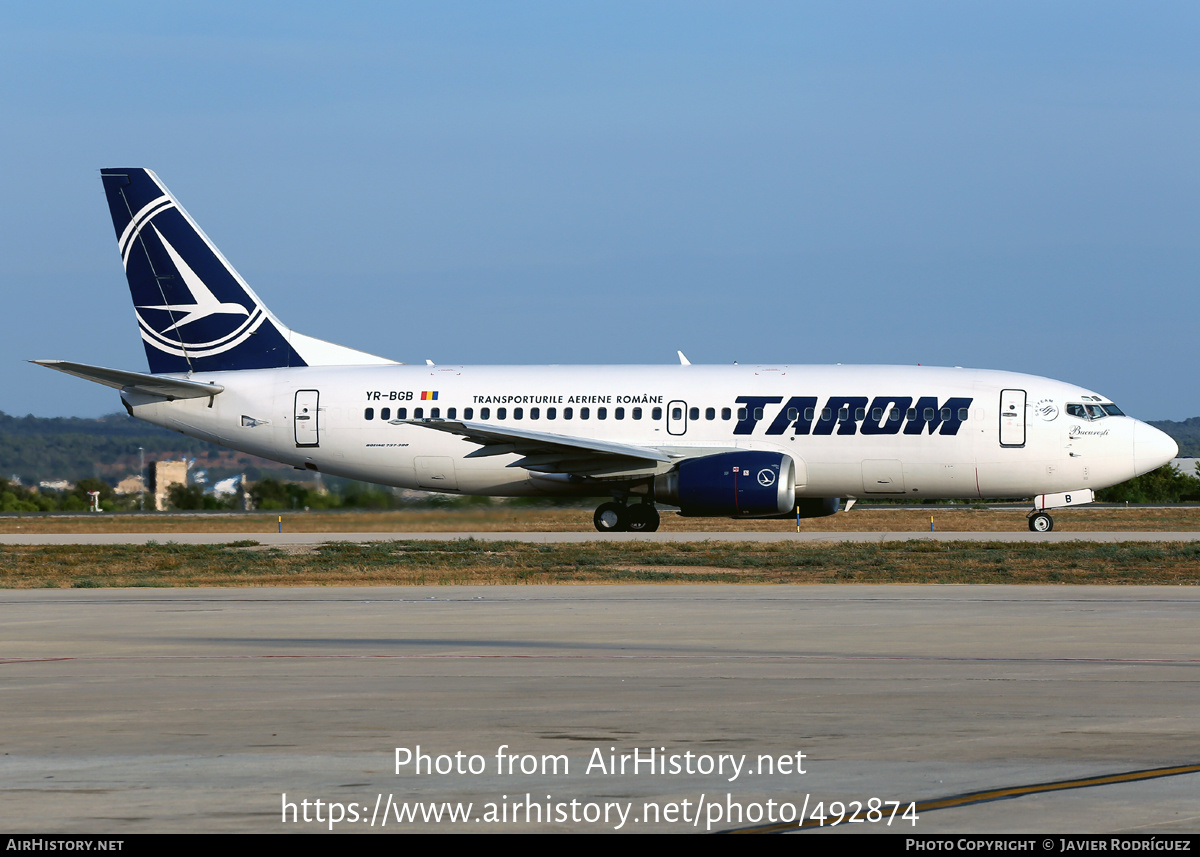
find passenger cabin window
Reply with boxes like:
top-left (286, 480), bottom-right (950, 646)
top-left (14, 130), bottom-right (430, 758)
top-left (480, 407), bottom-right (490, 420)
top-left (721, 408), bottom-right (731, 420)
top-left (689, 407), bottom-right (699, 420)
top-left (414, 407), bottom-right (423, 419)
top-left (564, 407), bottom-right (573, 419)
top-left (364, 408), bottom-right (374, 420)
top-left (514, 407), bottom-right (523, 420)
top-left (430, 407), bottom-right (440, 419)
top-left (464, 407), bottom-right (473, 420)
top-left (498, 407), bottom-right (507, 419)
top-left (447, 408), bottom-right (456, 419)
top-left (615, 407), bottom-right (624, 419)
top-left (381, 408), bottom-right (390, 420)
top-left (581, 407), bottom-right (590, 419)
top-left (547, 407), bottom-right (556, 419)
top-left (397, 408), bottom-right (407, 420)
top-left (598, 407), bottom-right (607, 420)
top-left (632, 407), bottom-right (642, 420)
top-left (652, 407), bottom-right (663, 420)
top-left (706, 408), bottom-right (715, 420)
top-left (530, 407), bottom-right (539, 419)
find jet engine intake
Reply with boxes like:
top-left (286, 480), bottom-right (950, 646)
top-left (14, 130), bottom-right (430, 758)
top-left (654, 451), bottom-right (797, 517)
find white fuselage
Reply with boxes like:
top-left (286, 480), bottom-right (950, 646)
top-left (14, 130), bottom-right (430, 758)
top-left (122, 363), bottom-right (1171, 502)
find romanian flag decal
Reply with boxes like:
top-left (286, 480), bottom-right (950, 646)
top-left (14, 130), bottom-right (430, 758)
top-left (421, 391), bottom-right (438, 400)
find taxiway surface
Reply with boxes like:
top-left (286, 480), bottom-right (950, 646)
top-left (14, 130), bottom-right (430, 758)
top-left (2, 585), bottom-right (1197, 833)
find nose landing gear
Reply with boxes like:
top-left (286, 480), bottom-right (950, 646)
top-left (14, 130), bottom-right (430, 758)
top-left (593, 500), bottom-right (660, 533)
top-left (1027, 511), bottom-right (1054, 532)
top-left (1026, 489), bottom-right (1092, 533)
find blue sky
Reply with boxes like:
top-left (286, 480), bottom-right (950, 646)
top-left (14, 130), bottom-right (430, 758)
top-left (2, 2), bottom-right (1197, 419)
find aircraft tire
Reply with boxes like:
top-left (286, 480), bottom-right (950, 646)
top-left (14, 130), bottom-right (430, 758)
top-left (594, 502), bottom-right (629, 533)
top-left (1028, 512), bottom-right (1054, 533)
top-left (625, 504), bottom-right (660, 533)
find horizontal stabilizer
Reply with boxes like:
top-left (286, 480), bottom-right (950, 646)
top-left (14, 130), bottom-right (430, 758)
top-left (32, 360), bottom-right (224, 400)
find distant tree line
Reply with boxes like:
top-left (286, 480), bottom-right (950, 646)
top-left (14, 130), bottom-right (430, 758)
top-left (0, 410), bottom-right (296, 486)
top-left (1, 477), bottom-right (122, 513)
top-left (1095, 463), bottom-right (1200, 504)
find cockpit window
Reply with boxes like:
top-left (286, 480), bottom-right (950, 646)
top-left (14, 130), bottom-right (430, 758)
top-left (1067, 402), bottom-right (1124, 420)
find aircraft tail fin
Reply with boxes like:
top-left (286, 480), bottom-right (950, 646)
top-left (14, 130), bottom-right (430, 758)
top-left (100, 168), bottom-right (395, 374)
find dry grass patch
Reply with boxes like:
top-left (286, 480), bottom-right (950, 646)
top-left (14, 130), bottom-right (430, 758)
top-left (2, 539), bottom-right (1198, 588)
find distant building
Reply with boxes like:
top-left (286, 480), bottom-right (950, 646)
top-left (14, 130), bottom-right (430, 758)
top-left (148, 461), bottom-right (187, 511)
top-left (1171, 458), bottom-right (1199, 476)
top-left (211, 476), bottom-right (240, 497)
top-left (115, 475), bottom-right (145, 495)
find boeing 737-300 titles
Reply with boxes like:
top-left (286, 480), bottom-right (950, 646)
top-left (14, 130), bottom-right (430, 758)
top-left (35, 169), bottom-right (1178, 532)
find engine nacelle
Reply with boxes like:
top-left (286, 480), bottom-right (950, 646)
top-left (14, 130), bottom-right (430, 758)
top-left (654, 451), bottom-right (797, 517)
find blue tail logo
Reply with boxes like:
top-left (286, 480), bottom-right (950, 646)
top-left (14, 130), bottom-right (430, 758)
top-left (101, 168), bottom-right (305, 374)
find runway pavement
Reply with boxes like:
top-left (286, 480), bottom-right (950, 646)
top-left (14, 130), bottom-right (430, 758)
top-left (2, 584), bottom-right (1198, 833)
top-left (3, 530), bottom-right (1200, 544)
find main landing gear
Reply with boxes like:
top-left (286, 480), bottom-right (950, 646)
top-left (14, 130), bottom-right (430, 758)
top-left (593, 500), bottom-right (660, 533)
top-left (1027, 511), bottom-right (1054, 532)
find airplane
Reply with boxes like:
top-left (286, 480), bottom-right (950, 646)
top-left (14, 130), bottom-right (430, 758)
top-left (35, 168), bottom-right (1178, 533)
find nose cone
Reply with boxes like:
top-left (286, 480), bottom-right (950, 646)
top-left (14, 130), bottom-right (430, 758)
top-left (1132, 421), bottom-right (1178, 477)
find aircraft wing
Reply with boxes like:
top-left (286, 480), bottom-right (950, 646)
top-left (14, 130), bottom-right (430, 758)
top-left (398, 419), bottom-right (696, 478)
top-left (32, 360), bottom-right (225, 400)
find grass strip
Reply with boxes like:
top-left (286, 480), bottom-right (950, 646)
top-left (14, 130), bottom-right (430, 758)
top-left (1, 539), bottom-right (1198, 588)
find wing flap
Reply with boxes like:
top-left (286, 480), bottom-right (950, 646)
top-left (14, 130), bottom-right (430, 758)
top-left (397, 418), bottom-right (673, 477)
top-left (399, 419), bottom-right (671, 461)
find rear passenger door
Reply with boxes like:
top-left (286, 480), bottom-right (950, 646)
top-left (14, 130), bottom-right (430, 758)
top-left (295, 390), bottom-right (320, 447)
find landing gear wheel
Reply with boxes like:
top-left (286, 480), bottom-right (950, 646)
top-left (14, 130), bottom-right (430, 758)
top-left (594, 501), bottom-right (629, 533)
top-left (1028, 512), bottom-right (1054, 533)
top-left (625, 504), bottom-right (660, 533)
